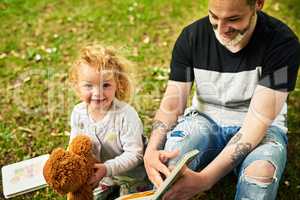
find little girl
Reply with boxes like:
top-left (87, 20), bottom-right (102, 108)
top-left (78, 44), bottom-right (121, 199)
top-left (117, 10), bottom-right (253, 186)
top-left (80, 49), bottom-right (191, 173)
top-left (69, 45), bottom-right (150, 199)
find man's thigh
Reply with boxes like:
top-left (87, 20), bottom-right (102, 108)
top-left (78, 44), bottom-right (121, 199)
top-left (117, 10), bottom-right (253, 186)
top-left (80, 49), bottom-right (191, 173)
top-left (164, 111), bottom-right (225, 169)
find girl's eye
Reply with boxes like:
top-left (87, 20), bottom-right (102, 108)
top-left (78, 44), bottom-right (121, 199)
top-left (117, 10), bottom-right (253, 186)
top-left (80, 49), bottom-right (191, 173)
top-left (103, 83), bottom-right (111, 88)
top-left (83, 84), bottom-right (92, 88)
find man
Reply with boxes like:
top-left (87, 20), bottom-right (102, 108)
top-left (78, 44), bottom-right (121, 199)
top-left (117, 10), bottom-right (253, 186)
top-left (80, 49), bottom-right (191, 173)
top-left (144, 0), bottom-right (300, 199)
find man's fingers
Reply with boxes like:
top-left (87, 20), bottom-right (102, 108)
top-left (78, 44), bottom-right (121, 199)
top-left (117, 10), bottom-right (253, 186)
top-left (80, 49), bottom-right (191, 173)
top-left (157, 161), bottom-right (171, 177)
top-left (144, 149), bottom-right (179, 187)
top-left (159, 149), bottom-right (179, 160)
top-left (163, 188), bottom-right (175, 200)
top-left (159, 154), bottom-right (169, 163)
top-left (180, 164), bottom-right (188, 174)
top-left (168, 165), bottom-right (175, 171)
top-left (163, 181), bottom-right (181, 200)
top-left (150, 170), bottom-right (164, 188)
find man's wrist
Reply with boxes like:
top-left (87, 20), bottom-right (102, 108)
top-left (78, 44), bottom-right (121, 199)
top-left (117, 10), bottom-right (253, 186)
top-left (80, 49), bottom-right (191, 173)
top-left (146, 140), bottom-right (163, 152)
top-left (152, 119), bottom-right (177, 132)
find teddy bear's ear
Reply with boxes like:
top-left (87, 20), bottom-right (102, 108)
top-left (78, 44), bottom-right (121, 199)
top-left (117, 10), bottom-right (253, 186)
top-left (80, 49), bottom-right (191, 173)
top-left (43, 147), bottom-right (88, 194)
top-left (68, 134), bottom-right (93, 156)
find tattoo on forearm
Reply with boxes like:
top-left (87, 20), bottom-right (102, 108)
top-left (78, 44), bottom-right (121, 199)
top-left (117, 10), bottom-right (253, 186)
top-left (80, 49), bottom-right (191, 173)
top-left (151, 120), bottom-right (177, 150)
top-left (231, 142), bottom-right (252, 167)
top-left (226, 132), bottom-right (252, 167)
top-left (152, 120), bottom-right (177, 132)
top-left (152, 120), bottom-right (168, 131)
top-left (227, 132), bottom-right (242, 146)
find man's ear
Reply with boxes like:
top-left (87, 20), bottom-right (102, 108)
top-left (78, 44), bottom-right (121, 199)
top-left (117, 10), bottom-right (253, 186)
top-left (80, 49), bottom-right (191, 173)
top-left (255, 0), bottom-right (265, 11)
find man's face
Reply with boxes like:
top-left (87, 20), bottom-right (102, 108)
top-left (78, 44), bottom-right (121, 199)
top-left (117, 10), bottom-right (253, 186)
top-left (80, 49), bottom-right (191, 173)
top-left (208, 0), bottom-right (256, 47)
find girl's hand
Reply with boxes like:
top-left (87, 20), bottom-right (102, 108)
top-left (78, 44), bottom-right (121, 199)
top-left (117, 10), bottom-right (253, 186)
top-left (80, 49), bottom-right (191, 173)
top-left (88, 163), bottom-right (107, 188)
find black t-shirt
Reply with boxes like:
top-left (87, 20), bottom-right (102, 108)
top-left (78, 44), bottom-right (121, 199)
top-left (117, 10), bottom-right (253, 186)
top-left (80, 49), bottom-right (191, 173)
top-left (169, 11), bottom-right (300, 129)
top-left (170, 11), bottom-right (300, 92)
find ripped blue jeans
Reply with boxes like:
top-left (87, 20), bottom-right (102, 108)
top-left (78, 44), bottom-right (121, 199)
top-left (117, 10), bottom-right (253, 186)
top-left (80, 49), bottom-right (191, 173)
top-left (164, 110), bottom-right (288, 200)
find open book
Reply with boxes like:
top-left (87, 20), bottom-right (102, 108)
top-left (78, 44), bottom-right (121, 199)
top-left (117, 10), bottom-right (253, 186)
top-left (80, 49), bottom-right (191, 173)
top-left (115, 149), bottom-right (199, 200)
top-left (1, 154), bottom-right (49, 199)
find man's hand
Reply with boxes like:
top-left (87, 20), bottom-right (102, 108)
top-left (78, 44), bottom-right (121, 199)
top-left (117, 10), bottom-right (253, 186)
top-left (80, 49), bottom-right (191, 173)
top-left (162, 167), bottom-right (211, 200)
top-left (144, 148), bottom-right (179, 188)
top-left (88, 163), bottom-right (107, 188)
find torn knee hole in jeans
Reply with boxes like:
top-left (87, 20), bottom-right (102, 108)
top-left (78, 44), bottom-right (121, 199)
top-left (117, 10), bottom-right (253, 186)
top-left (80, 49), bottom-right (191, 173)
top-left (244, 175), bottom-right (276, 187)
top-left (243, 161), bottom-right (278, 186)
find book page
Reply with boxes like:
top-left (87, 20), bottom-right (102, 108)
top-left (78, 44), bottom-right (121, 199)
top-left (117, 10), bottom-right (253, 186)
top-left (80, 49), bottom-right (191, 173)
top-left (1, 154), bottom-right (49, 198)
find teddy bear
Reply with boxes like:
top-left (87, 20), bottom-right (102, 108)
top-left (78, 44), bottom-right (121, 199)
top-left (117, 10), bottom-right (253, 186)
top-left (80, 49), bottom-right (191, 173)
top-left (43, 134), bottom-right (98, 200)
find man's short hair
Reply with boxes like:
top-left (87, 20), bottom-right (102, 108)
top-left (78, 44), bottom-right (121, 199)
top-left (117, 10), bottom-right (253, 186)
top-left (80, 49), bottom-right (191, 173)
top-left (246, 0), bottom-right (257, 6)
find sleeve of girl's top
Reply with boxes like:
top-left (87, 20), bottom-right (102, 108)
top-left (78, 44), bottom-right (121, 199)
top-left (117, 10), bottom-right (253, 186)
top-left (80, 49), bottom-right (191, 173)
top-left (104, 107), bottom-right (144, 176)
top-left (259, 36), bottom-right (300, 92)
top-left (169, 27), bottom-right (194, 82)
top-left (69, 108), bottom-right (80, 142)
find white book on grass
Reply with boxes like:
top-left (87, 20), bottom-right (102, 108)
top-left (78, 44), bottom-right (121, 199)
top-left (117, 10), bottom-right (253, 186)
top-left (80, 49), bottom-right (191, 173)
top-left (1, 154), bottom-right (49, 199)
top-left (115, 149), bottom-right (199, 200)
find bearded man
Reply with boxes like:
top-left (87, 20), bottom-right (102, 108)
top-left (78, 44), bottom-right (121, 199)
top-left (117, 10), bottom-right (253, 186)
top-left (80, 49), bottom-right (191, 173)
top-left (144, 0), bottom-right (300, 199)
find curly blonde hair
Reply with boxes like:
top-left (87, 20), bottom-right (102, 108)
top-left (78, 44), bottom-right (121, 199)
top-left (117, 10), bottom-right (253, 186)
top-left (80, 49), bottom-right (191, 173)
top-left (69, 45), bottom-right (131, 101)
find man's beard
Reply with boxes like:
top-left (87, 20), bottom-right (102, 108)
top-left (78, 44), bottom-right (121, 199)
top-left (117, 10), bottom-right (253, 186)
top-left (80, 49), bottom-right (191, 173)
top-left (213, 12), bottom-right (257, 48)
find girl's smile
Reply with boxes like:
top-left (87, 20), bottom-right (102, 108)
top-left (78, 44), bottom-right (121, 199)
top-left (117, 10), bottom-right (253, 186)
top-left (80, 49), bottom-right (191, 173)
top-left (76, 63), bottom-right (117, 121)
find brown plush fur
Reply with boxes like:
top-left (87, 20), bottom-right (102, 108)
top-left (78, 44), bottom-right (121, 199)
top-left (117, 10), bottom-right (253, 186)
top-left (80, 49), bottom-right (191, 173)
top-left (43, 135), bottom-right (97, 200)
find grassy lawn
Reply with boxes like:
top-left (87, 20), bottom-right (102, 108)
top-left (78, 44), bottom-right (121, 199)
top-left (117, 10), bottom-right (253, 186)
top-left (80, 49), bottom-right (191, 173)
top-left (0, 0), bottom-right (299, 199)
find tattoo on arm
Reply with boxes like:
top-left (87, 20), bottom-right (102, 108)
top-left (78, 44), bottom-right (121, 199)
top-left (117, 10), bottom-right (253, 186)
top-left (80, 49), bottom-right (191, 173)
top-left (152, 120), bottom-right (169, 131)
top-left (151, 120), bottom-right (168, 150)
top-left (231, 143), bottom-right (252, 167)
top-left (152, 120), bottom-right (177, 132)
top-left (227, 132), bottom-right (242, 146)
top-left (227, 132), bottom-right (252, 167)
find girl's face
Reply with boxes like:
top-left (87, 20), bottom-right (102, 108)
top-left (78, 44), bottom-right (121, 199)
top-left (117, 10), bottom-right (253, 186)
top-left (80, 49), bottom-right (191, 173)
top-left (76, 63), bottom-right (117, 112)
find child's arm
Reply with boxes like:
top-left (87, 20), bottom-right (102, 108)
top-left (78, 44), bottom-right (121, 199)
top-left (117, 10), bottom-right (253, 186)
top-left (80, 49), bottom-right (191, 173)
top-left (104, 107), bottom-right (144, 176)
top-left (69, 108), bottom-right (81, 143)
top-left (67, 109), bottom-right (78, 151)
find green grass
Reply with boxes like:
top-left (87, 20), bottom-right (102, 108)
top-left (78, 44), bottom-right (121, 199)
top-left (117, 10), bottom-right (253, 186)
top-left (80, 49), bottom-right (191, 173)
top-left (0, 0), bottom-right (299, 199)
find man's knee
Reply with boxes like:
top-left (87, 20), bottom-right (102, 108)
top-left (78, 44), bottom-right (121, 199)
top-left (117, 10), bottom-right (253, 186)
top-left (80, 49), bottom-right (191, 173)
top-left (244, 160), bottom-right (276, 183)
top-left (172, 115), bottom-right (212, 138)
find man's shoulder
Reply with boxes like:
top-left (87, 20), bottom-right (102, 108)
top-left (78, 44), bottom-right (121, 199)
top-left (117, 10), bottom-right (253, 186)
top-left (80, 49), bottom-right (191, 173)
top-left (182, 15), bottom-right (210, 35)
top-left (258, 11), bottom-right (298, 42)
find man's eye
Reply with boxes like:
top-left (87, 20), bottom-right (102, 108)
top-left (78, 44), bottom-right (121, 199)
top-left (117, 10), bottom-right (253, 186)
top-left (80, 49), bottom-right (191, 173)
top-left (229, 18), bottom-right (240, 22)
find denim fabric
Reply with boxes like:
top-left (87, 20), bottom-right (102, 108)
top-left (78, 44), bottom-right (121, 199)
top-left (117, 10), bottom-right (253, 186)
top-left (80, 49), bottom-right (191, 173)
top-left (164, 110), bottom-right (288, 200)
